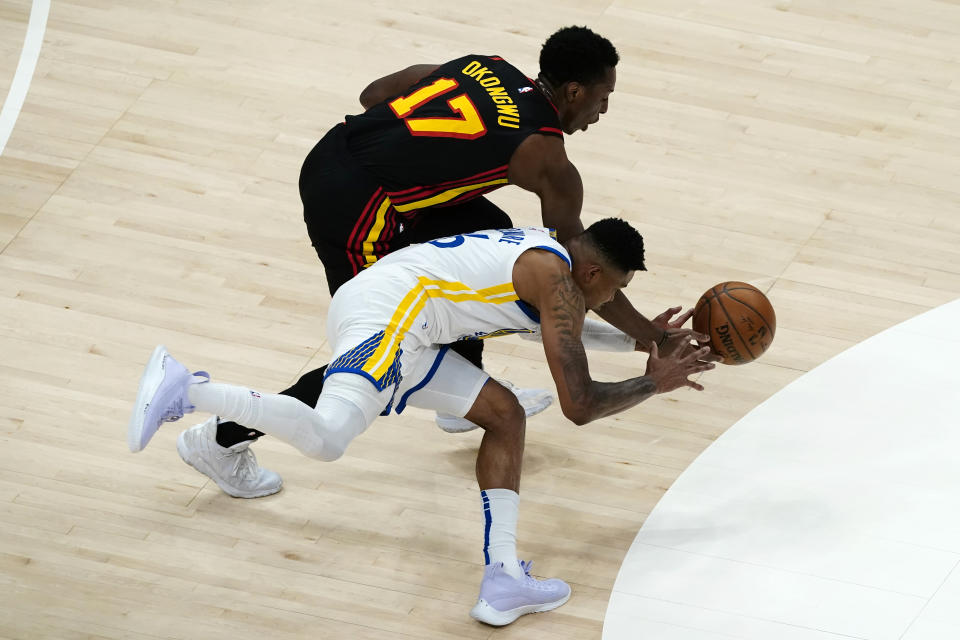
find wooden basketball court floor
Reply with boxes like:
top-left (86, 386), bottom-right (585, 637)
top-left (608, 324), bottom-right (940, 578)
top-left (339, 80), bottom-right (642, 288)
top-left (1, 1), bottom-right (959, 638)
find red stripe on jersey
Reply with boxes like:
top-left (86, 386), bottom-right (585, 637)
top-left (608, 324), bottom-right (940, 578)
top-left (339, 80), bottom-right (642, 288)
top-left (387, 164), bottom-right (508, 197)
top-left (347, 189), bottom-right (382, 250)
top-left (382, 205), bottom-right (399, 243)
top-left (389, 172), bottom-right (508, 208)
top-left (356, 193), bottom-right (389, 249)
top-left (399, 182), bottom-right (504, 219)
top-left (387, 165), bottom-right (509, 204)
top-left (538, 127), bottom-right (563, 135)
top-left (346, 189), bottom-right (387, 274)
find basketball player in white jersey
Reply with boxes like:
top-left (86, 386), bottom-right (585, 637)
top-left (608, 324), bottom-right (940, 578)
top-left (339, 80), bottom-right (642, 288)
top-left (127, 219), bottom-right (713, 626)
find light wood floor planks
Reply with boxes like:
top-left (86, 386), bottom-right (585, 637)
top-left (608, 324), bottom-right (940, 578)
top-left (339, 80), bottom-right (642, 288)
top-left (2, 1), bottom-right (959, 638)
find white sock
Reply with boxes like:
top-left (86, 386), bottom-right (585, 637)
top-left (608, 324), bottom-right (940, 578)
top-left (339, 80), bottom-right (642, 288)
top-left (187, 382), bottom-right (370, 461)
top-left (481, 488), bottom-right (522, 579)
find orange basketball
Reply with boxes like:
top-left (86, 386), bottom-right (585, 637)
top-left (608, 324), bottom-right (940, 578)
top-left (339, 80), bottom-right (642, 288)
top-left (691, 282), bottom-right (776, 365)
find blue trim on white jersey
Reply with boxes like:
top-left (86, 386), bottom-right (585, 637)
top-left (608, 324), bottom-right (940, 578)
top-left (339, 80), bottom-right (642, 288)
top-left (532, 244), bottom-right (571, 268)
top-left (514, 299), bottom-right (540, 323)
top-left (325, 330), bottom-right (404, 393)
top-left (324, 367), bottom-right (381, 388)
top-left (394, 345), bottom-right (450, 414)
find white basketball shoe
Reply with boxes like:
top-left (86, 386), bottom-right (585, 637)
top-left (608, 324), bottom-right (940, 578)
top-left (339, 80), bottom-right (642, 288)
top-left (177, 416), bottom-right (282, 498)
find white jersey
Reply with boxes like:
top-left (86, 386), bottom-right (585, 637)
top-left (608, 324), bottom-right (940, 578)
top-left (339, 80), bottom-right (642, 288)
top-left (326, 227), bottom-right (570, 393)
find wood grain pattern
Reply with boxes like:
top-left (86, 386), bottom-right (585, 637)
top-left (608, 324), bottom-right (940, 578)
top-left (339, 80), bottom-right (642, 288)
top-left (2, 1), bottom-right (959, 637)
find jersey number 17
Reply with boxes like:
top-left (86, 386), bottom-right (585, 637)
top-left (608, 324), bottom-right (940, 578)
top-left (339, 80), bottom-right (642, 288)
top-left (388, 78), bottom-right (487, 140)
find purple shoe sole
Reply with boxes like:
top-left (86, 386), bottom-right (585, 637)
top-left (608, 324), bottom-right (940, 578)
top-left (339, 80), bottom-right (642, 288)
top-left (128, 345), bottom-right (204, 452)
top-left (470, 590), bottom-right (571, 626)
top-left (128, 344), bottom-right (168, 452)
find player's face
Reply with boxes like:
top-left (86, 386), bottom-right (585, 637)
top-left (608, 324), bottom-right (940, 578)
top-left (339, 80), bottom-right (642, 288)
top-left (583, 267), bottom-right (634, 311)
top-left (562, 66), bottom-right (616, 135)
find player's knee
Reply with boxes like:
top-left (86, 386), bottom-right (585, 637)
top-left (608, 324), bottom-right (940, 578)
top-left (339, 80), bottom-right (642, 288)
top-left (302, 395), bottom-right (370, 462)
top-left (505, 397), bottom-right (526, 428)
top-left (484, 393), bottom-right (526, 437)
top-left (295, 430), bottom-right (331, 461)
top-left (298, 432), bottom-right (350, 462)
top-left (317, 440), bottom-right (348, 462)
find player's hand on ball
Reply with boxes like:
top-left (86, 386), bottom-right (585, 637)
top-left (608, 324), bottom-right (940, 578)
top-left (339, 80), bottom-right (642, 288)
top-left (644, 341), bottom-right (716, 393)
top-left (647, 305), bottom-right (722, 363)
top-left (651, 305), bottom-right (694, 331)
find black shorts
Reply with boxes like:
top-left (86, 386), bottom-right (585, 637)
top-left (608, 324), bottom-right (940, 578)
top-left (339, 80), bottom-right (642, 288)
top-left (300, 124), bottom-right (512, 295)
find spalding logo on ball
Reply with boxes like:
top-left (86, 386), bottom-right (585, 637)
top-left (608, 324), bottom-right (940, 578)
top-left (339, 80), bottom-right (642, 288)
top-left (691, 282), bottom-right (776, 365)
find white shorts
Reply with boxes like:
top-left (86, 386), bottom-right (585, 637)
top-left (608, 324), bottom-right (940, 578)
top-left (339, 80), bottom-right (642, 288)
top-left (323, 335), bottom-right (490, 421)
top-left (323, 268), bottom-right (491, 420)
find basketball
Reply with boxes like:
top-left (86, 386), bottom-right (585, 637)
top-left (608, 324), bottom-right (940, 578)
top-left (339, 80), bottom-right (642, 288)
top-left (691, 282), bottom-right (776, 365)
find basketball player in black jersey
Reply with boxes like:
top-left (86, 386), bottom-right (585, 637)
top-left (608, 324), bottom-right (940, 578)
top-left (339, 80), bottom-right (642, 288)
top-left (177, 26), bottom-right (711, 498)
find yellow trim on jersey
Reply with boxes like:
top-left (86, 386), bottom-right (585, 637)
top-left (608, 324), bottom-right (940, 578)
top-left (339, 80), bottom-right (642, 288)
top-left (362, 196), bottom-right (394, 267)
top-left (392, 178), bottom-right (509, 213)
top-left (361, 278), bottom-right (519, 378)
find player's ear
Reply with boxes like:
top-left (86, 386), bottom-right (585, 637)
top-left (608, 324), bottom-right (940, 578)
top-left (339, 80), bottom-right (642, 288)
top-left (564, 81), bottom-right (583, 103)
top-left (585, 263), bottom-right (603, 283)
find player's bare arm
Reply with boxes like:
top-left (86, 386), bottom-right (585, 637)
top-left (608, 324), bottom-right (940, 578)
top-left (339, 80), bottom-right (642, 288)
top-left (513, 251), bottom-right (712, 426)
top-left (509, 135), bottom-right (678, 352)
top-left (507, 134), bottom-right (585, 242)
top-left (359, 64), bottom-right (440, 109)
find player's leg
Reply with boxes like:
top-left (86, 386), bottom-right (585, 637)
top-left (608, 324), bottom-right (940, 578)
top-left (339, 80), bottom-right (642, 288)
top-left (213, 123), bottom-right (396, 453)
top-left (181, 260), bottom-right (399, 496)
top-left (187, 373), bottom-right (385, 462)
top-left (401, 349), bottom-right (570, 626)
top-left (129, 346), bottom-right (390, 465)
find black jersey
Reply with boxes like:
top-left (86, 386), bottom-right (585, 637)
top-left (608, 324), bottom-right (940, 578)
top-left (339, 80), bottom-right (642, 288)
top-left (342, 55), bottom-right (562, 215)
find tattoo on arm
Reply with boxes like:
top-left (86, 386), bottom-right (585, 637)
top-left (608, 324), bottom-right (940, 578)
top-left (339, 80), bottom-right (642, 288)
top-left (551, 272), bottom-right (590, 406)
top-left (586, 377), bottom-right (659, 420)
top-left (549, 272), bottom-right (659, 422)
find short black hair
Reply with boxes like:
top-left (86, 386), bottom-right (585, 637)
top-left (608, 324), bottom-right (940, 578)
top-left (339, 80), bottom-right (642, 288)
top-left (539, 26), bottom-right (619, 87)
top-left (583, 218), bottom-right (646, 272)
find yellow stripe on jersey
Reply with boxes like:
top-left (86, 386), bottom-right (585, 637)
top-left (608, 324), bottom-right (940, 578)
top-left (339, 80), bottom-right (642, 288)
top-left (392, 178), bottom-right (509, 213)
top-left (362, 195), bottom-right (394, 267)
top-left (361, 278), bottom-right (519, 379)
top-left (360, 281), bottom-right (431, 378)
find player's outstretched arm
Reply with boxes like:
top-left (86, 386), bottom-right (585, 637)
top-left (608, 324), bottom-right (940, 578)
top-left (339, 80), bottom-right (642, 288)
top-left (516, 253), bottom-right (712, 426)
top-left (359, 64), bottom-right (440, 109)
top-left (509, 135), bottom-right (671, 351)
top-left (595, 290), bottom-right (670, 352)
top-left (519, 317), bottom-right (637, 352)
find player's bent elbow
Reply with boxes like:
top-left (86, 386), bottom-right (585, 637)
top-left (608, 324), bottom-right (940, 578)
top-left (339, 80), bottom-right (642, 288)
top-left (359, 82), bottom-right (383, 110)
top-left (560, 403), bottom-right (592, 427)
top-left (359, 90), bottom-right (376, 110)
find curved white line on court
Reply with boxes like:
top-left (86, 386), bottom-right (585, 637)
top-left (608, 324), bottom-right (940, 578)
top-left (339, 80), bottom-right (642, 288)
top-left (603, 298), bottom-right (960, 640)
top-left (0, 0), bottom-right (50, 156)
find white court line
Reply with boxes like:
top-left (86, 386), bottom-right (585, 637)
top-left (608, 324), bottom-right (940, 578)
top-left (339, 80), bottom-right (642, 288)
top-left (0, 0), bottom-right (51, 156)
